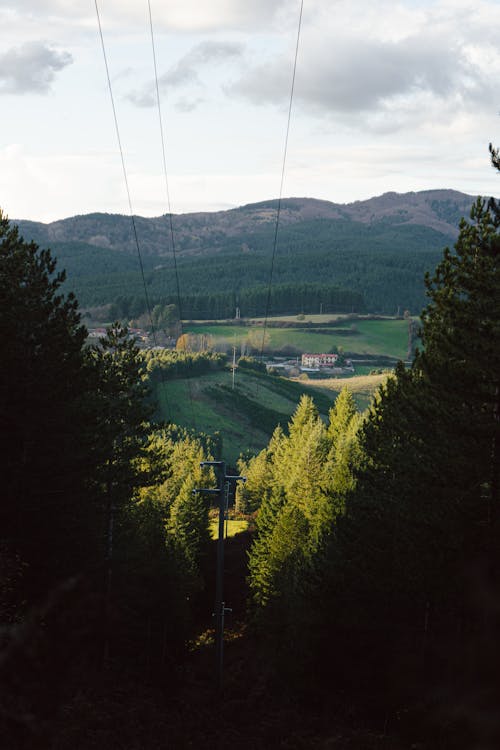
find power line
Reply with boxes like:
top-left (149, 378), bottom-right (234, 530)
top-left (259, 0), bottom-right (304, 358)
top-left (147, 0), bottom-right (197, 430)
top-left (94, 0), bottom-right (171, 416)
top-left (246, 0), bottom-right (304, 455)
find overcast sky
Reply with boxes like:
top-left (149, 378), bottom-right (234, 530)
top-left (1, 0), bottom-right (500, 222)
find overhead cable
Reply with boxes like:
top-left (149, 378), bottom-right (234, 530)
top-left (94, 0), bottom-right (171, 416)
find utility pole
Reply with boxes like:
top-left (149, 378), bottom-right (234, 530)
top-left (195, 461), bottom-right (245, 689)
top-left (232, 345), bottom-right (236, 390)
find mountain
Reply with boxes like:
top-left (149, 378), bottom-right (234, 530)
top-left (15, 189), bottom-right (475, 258)
top-left (13, 190), bottom-right (485, 317)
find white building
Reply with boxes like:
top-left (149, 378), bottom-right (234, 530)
top-left (301, 353), bottom-right (338, 368)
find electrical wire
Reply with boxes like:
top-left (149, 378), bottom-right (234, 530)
top-left (94, 0), bottom-right (171, 417)
top-left (247, 0), bottom-right (304, 455)
top-left (259, 0), bottom-right (303, 356)
top-left (147, 0), bottom-right (197, 430)
top-left (95, 0), bottom-right (303, 455)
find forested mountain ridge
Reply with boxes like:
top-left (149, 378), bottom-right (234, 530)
top-left (15, 189), bottom-right (475, 257)
top-left (13, 189), bottom-right (488, 316)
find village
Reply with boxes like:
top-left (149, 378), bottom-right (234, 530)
top-left (88, 327), bottom-right (356, 376)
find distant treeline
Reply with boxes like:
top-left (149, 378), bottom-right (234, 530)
top-left (47, 217), bottom-right (446, 316)
top-left (143, 349), bottom-right (227, 383)
top-left (109, 282), bottom-right (364, 322)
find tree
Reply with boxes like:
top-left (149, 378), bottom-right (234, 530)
top-left (336, 191), bottom-right (500, 622)
top-left (418, 195), bottom-right (500, 542)
top-left (139, 425), bottom-right (214, 595)
top-left (0, 210), bottom-right (93, 590)
top-left (248, 396), bottom-right (332, 609)
top-left (84, 323), bottom-right (154, 658)
top-left (325, 387), bottom-right (362, 499)
top-left (321, 186), bottom-right (500, 730)
top-left (151, 303), bottom-right (180, 336)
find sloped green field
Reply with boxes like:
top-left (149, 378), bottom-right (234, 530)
top-left (154, 369), bottom-right (337, 465)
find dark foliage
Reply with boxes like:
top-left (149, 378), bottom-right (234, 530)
top-left (244, 170), bottom-right (500, 746)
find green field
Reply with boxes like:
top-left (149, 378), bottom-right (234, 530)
top-left (154, 368), bottom-right (338, 465)
top-left (185, 316), bottom-right (411, 360)
top-left (153, 364), bottom-right (390, 463)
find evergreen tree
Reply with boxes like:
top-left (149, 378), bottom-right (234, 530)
top-left (85, 323), bottom-right (154, 644)
top-left (139, 425), bottom-right (213, 596)
top-left (0, 210), bottom-right (92, 591)
top-left (419, 196), bottom-right (500, 530)
top-left (322, 187), bottom-right (500, 731)
top-left (249, 397), bottom-right (332, 609)
top-left (325, 387), bottom-right (363, 499)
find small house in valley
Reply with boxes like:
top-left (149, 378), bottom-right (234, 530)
top-left (301, 353), bottom-right (338, 368)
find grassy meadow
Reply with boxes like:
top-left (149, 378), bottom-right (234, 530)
top-left (185, 315), bottom-right (411, 360)
top-left (154, 367), bottom-right (389, 463)
top-left (154, 368), bottom-right (338, 465)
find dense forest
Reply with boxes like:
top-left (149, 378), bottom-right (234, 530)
top-left (15, 192), bottom-right (472, 318)
top-left (1, 161), bottom-right (499, 748)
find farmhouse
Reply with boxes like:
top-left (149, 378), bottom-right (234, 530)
top-left (301, 353), bottom-right (338, 368)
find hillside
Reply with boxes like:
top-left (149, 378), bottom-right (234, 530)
top-left (154, 368), bottom-right (339, 465)
top-left (152, 316), bottom-right (403, 463)
top-left (13, 190), bottom-right (483, 316)
top-left (16, 189), bottom-right (474, 255)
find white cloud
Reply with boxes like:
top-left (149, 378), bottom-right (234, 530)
top-left (2, 0), bottom-right (500, 222)
top-left (175, 97), bottom-right (205, 112)
top-left (127, 40), bottom-right (244, 108)
top-left (0, 41), bottom-right (73, 94)
top-left (228, 0), bottom-right (500, 133)
top-left (0, 144), bottom-right (128, 221)
top-left (0, 0), bottom-right (291, 32)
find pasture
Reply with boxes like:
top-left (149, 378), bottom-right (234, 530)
top-left (184, 315), bottom-right (411, 361)
top-left (154, 368), bottom-right (337, 465)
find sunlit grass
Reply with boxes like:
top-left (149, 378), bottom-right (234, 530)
top-left (296, 371), bottom-right (391, 410)
top-left (210, 519), bottom-right (249, 540)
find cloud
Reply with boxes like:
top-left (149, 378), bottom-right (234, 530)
top-left (127, 40), bottom-right (244, 108)
top-left (0, 0), bottom-right (291, 32)
top-left (175, 97), bottom-right (205, 113)
top-left (227, 1), bottom-right (500, 133)
top-left (230, 31), bottom-right (486, 116)
top-left (0, 41), bottom-right (73, 94)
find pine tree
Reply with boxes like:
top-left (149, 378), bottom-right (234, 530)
top-left (328, 187), bottom-right (500, 698)
top-left (139, 425), bottom-right (213, 593)
top-left (325, 387), bottom-right (363, 499)
top-left (418, 195), bottom-right (500, 551)
top-left (248, 397), bottom-right (330, 608)
top-left (0, 210), bottom-right (92, 590)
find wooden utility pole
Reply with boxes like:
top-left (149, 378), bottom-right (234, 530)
top-left (232, 345), bottom-right (236, 390)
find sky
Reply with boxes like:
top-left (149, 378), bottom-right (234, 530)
top-left (1, 0), bottom-right (500, 222)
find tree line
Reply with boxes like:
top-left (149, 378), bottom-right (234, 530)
top-left (238, 188), bottom-right (500, 744)
top-left (106, 282), bottom-right (365, 323)
top-left (143, 348), bottom-right (227, 383)
top-left (0, 211), bottom-right (221, 747)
